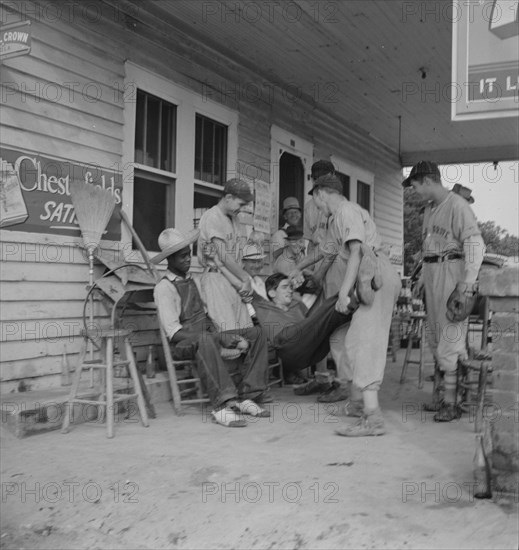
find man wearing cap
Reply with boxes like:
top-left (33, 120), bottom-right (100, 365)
top-left (197, 178), bottom-right (256, 331)
top-left (292, 173), bottom-right (401, 436)
top-left (297, 160), bottom-right (353, 401)
top-left (153, 227), bottom-right (271, 427)
top-left (271, 197), bottom-right (303, 261)
top-left (273, 226), bottom-right (306, 276)
top-left (402, 161), bottom-right (485, 422)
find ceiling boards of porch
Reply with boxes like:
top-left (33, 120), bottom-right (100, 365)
top-left (127, 0), bottom-right (518, 165)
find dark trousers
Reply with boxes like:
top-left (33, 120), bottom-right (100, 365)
top-left (273, 297), bottom-right (351, 376)
top-left (173, 326), bottom-right (268, 408)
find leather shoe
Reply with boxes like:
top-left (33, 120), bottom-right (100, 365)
top-left (317, 383), bottom-right (349, 403)
top-left (294, 379), bottom-right (331, 396)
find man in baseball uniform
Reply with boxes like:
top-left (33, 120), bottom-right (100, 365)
top-left (402, 161), bottom-right (485, 422)
top-left (198, 179), bottom-right (255, 331)
top-left (293, 174), bottom-right (401, 436)
top-left (298, 160), bottom-right (352, 401)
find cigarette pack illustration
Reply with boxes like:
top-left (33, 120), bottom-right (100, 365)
top-left (0, 159), bottom-right (29, 228)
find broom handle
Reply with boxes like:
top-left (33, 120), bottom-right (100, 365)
top-left (88, 249), bottom-right (95, 377)
top-left (120, 209), bottom-right (159, 283)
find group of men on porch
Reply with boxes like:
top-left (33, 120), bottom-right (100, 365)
top-left (153, 159), bottom-right (484, 434)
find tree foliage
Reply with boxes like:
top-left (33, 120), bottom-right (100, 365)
top-left (477, 221), bottom-right (519, 257)
top-left (403, 187), bottom-right (427, 275)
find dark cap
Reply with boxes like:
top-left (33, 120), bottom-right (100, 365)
top-left (285, 226), bottom-right (304, 240)
top-left (311, 159), bottom-right (335, 180)
top-left (452, 183), bottom-right (475, 204)
top-left (309, 173), bottom-right (342, 195)
top-left (402, 161), bottom-right (441, 188)
top-left (223, 178), bottom-right (254, 202)
top-left (282, 196), bottom-right (301, 212)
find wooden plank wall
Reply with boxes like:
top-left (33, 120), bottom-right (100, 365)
top-left (0, 0), bottom-right (402, 392)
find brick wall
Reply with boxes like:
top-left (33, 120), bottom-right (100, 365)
top-left (479, 266), bottom-right (519, 496)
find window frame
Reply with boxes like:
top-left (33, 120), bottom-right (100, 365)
top-left (122, 62), bottom-right (238, 262)
top-left (330, 155), bottom-right (374, 213)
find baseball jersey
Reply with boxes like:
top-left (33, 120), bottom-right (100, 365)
top-left (304, 199), bottom-right (328, 245)
top-left (198, 205), bottom-right (241, 267)
top-left (324, 200), bottom-right (380, 297)
top-left (327, 200), bottom-right (381, 258)
top-left (422, 192), bottom-right (481, 257)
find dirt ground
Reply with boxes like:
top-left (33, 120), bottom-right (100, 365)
top-left (1, 350), bottom-right (518, 550)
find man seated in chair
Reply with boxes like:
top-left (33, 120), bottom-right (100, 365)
top-left (152, 227), bottom-right (271, 428)
top-left (252, 273), bottom-right (358, 387)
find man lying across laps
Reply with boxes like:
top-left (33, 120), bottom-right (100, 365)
top-left (252, 273), bottom-right (358, 387)
top-left (153, 228), bottom-right (271, 428)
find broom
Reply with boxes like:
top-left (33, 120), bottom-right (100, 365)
top-left (70, 181), bottom-right (116, 361)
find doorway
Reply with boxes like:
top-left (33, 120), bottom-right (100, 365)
top-left (278, 152), bottom-right (305, 228)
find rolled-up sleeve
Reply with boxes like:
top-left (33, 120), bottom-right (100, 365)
top-left (154, 279), bottom-right (183, 340)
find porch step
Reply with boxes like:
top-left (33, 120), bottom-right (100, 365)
top-left (1, 373), bottom-right (174, 438)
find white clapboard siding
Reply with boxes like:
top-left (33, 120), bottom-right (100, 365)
top-left (0, 1), bottom-right (404, 392)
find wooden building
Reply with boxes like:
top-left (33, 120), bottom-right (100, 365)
top-left (1, 0), bottom-right (516, 393)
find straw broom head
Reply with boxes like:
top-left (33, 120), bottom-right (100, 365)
top-left (70, 181), bottom-right (116, 253)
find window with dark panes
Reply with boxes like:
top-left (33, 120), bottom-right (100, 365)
top-left (193, 114), bottom-right (229, 231)
top-left (336, 171), bottom-right (350, 199)
top-left (357, 180), bottom-right (371, 212)
top-left (195, 114), bottom-right (228, 184)
top-left (133, 90), bottom-right (177, 251)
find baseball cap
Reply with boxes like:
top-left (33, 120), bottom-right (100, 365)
top-left (285, 226), bottom-right (304, 240)
top-left (282, 197), bottom-right (301, 212)
top-left (311, 160), bottom-right (335, 179)
top-left (402, 161), bottom-right (441, 188)
top-left (452, 183), bottom-right (475, 204)
top-left (223, 178), bottom-right (254, 202)
top-left (309, 173), bottom-right (342, 195)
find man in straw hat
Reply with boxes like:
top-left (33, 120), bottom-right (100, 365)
top-left (153, 227), bottom-right (271, 427)
top-left (241, 242), bottom-right (268, 301)
top-left (197, 178), bottom-right (256, 331)
top-left (402, 161), bottom-right (485, 422)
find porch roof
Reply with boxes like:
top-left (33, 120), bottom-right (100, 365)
top-left (125, 0), bottom-right (518, 167)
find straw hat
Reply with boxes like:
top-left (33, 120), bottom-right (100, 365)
top-left (151, 228), bottom-right (200, 264)
top-left (242, 243), bottom-right (266, 261)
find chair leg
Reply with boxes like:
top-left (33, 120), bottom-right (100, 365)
top-left (475, 361), bottom-right (489, 433)
top-left (61, 338), bottom-right (88, 434)
top-left (400, 331), bottom-right (413, 384)
top-left (106, 336), bottom-right (115, 439)
top-left (160, 326), bottom-right (183, 415)
top-left (418, 321), bottom-right (425, 389)
top-left (124, 337), bottom-right (150, 428)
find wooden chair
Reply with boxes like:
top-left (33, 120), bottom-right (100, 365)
top-left (61, 328), bottom-right (149, 438)
top-left (399, 312), bottom-right (433, 389)
top-left (267, 346), bottom-right (284, 388)
top-left (117, 211), bottom-right (209, 415)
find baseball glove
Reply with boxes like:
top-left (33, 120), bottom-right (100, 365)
top-left (446, 282), bottom-right (478, 322)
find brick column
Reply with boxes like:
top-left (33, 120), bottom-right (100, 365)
top-left (479, 265), bottom-right (519, 496)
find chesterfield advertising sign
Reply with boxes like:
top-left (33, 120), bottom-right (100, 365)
top-left (0, 148), bottom-right (122, 240)
top-left (452, 0), bottom-right (519, 120)
top-left (0, 21), bottom-right (31, 60)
